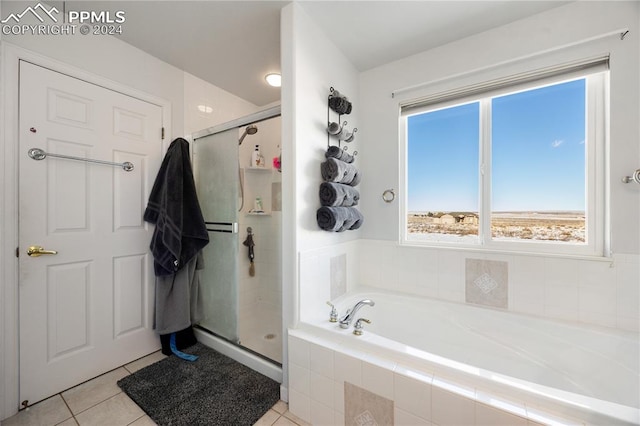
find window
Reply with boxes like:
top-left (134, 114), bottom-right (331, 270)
top-left (401, 61), bottom-right (607, 256)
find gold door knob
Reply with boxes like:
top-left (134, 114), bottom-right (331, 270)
top-left (27, 246), bottom-right (58, 257)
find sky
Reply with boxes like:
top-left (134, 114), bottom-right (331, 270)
top-left (407, 79), bottom-right (586, 212)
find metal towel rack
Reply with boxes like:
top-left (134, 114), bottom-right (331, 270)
top-left (28, 148), bottom-right (134, 172)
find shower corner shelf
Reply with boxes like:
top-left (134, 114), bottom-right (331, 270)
top-left (243, 167), bottom-right (272, 172)
top-left (246, 211), bottom-right (272, 216)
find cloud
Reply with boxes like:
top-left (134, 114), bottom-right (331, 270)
top-left (579, 140), bottom-right (585, 145)
top-left (551, 139), bottom-right (564, 148)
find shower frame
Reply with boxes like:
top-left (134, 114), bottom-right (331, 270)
top-left (191, 105), bottom-right (282, 383)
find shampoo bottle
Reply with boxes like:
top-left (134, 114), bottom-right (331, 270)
top-left (251, 145), bottom-right (265, 167)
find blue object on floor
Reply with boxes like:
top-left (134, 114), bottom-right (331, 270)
top-left (170, 333), bottom-right (198, 361)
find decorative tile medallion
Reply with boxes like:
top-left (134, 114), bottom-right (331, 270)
top-left (345, 382), bottom-right (393, 426)
top-left (465, 259), bottom-right (508, 308)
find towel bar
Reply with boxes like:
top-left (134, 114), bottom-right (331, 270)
top-left (28, 148), bottom-right (134, 172)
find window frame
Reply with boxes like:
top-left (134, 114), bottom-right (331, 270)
top-left (399, 69), bottom-right (608, 257)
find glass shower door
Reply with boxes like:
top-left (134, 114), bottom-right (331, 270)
top-left (193, 129), bottom-right (239, 343)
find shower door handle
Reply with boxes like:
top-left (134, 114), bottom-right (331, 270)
top-left (205, 222), bottom-right (238, 233)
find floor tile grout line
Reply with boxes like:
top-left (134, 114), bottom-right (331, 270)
top-left (60, 366), bottom-right (130, 398)
top-left (67, 389), bottom-right (125, 419)
top-left (59, 392), bottom-right (75, 423)
top-left (74, 392), bottom-right (143, 426)
top-left (125, 413), bottom-right (147, 426)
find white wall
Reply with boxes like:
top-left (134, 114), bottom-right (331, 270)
top-left (283, 2), bottom-right (365, 327)
top-left (290, 3), bottom-right (362, 254)
top-left (353, 1), bottom-right (640, 331)
top-left (359, 1), bottom-right (640, 253)
top-left (284, 9), bottom-right (639, 421)
top-left (0, 2), bottom-right (186, 137)
top-left (280, 2), bottom-right (363, 402)
top-left (183, 72), bottom-right (258, 136)
top-left (289, 2), bottom-right (639, 337)
top-left (237, 117), bottom-right (283, 363)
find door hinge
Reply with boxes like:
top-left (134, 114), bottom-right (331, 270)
top-left (161, 127), bottom-right (165, 140)
top-left (16, 247), bottom-right (19, 258)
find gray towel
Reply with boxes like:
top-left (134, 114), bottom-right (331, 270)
top-left (321, 157), bottom-right (361, 186)
top-left (154, 251), bottom-right (204, 335)
top-left (316, 206), bottom-right (364, 232)
top-left (325, 146), bottom-right (354, 163)
top-left (319, 182), bottom-right (359, 207)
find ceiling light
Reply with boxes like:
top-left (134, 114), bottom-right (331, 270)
top-left (265, 73), bottom-right (281, 87)
top-left (197, 105), bottom-right (213, 113)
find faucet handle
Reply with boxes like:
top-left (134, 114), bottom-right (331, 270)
top-left (353, 318), bottom-right (371, 336)
top-left (326, 301), bottom-right (338, 323)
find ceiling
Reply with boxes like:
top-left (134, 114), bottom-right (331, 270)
top-left (302, 1), bottom-right (569, 72)
top-left (66, 1), bottom-right (567, 106)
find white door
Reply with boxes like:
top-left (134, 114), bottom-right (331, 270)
top-left (18, 61), bottom-right (163, 406)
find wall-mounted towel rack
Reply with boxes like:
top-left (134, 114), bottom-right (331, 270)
top-left (28, 148), bottom-right (134, 171)
top-left (327, 87), bottom-right (357, 148)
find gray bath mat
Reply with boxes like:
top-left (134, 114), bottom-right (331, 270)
top-left (117, 343), bottom-right (280, 426)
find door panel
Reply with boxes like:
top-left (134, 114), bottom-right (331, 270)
top-left (46, 139), bottom-right (91, 232)
top-left (19, 61), bottom-right (163, 405)
top-left (113, 151), bottom-right (147, 230)
top-left (113, 254), bottom-right (146, 337)
top-left (193, 129), bottom-right (239, 220)
top-left (193, 130), bottom-right (239, 343)
top-left (46, 261), bottom-right (91, 360)
top-left (47, 88), bottom-right (93, 129)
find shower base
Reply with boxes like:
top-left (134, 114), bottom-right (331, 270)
top-left (194, 328), bottom-right (282, 384)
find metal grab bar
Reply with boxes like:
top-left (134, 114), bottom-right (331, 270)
top-left (28, 148), bottom-right (134, 172)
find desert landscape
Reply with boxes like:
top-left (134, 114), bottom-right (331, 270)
top-left (408, 211), bottom-right (585, 243)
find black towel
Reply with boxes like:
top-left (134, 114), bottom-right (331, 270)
top-left (319, 182), bottom-right (359, 207)
top-left (144, 138), bottom-right (209, 276)
top-left (321, 157), bottom-right (361, 186)
top-left (316, 206), bottom-right (364, 232)
top-left (325, 146), bottom-right (355, 164)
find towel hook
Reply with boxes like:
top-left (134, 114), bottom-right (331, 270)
top-left (382, 189), bottom-right (395, 203)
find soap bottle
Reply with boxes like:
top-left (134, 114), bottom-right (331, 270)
top-left (251, 145), bottom-right (265, 168)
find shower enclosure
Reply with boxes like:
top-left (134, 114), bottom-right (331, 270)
top-left (191, 107), bottom-right (282, 369)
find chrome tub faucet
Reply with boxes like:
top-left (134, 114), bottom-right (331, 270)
top-left (339, 299), bottom-right (375, 329)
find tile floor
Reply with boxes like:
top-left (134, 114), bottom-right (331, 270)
top-left (1, 351), bottom-right (308, 426)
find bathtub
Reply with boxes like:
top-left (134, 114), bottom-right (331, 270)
top-left (288, 287), bottom-right (639, 425)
